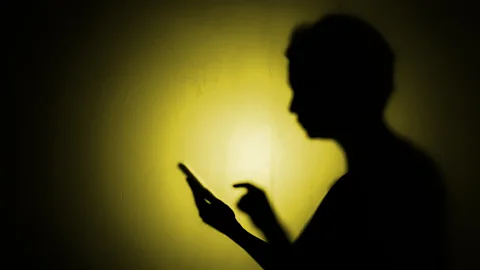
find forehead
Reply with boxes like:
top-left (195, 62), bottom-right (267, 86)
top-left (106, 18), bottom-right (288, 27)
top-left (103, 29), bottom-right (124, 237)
top-left (287, 61), bottom-right (346, 96)
top-left (288, 59), bottom-right (314, 77)
top-left (287, 58), bottom-right (328, 83)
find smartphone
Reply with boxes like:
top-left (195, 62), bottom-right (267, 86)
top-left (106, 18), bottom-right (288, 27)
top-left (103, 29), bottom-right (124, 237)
top-left (178, 162), bottom-right (206, 191)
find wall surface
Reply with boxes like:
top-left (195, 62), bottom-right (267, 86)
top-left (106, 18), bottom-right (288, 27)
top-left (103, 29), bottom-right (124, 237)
top-left (14, 1), bottom-right (479, 269)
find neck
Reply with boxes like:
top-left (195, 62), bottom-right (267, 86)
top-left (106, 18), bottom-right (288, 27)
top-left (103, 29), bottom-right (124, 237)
top-left (334, 120), bottom-right (395, 172)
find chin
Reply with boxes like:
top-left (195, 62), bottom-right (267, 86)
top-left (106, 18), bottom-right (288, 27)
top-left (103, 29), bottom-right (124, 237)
top-left (298, 118), bottom-right (335, 139)
top-left (303, 126), bottom-right (334, 139)
top-left (308, 132), bottom-right (333, 139)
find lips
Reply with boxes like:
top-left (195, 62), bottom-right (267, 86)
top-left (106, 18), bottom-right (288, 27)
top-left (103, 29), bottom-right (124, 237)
top-left (297, 117), bottom-right (306, 126)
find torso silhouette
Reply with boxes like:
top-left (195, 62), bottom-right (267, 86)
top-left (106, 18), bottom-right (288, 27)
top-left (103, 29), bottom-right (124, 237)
top-left (293, 136), bottom-right (447, 269)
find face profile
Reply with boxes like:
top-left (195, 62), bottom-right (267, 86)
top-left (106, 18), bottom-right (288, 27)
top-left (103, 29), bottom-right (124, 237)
top-left (286, 14), bottom-right (395, 139)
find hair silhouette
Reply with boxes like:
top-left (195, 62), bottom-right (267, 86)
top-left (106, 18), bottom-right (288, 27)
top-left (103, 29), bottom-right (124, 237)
top-left (184, 13), bottom-right (448, 270)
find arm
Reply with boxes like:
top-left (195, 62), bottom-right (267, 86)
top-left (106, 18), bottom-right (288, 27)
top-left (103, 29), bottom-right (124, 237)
top-left (257, 214), bottom-right (297, 269)
top-left (232, 182), bottom-right (299, 268)
top-left (227, 219), bottom-right (298, 270)
top-left (226, 225), bottom-right (274, 269)
top-left (230, 216), bottom-right (297, 269)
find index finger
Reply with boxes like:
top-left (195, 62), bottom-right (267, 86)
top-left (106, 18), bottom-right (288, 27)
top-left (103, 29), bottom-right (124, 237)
top-left (233, 182), bottom-right (258, 190)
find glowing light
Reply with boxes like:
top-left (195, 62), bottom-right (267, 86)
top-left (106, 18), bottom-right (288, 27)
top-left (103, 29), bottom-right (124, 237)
top-left (226, 123), bottom-right (273, 186)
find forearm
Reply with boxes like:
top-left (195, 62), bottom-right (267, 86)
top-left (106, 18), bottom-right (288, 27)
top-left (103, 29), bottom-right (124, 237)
top-left (227, 226), bottom-right (274, 269)
top-left (261, 216), bottom-right (291, 249)
top-left (259, 217), bottom-right (295, 268)
top-left (228, 221), bottom-right (294, 269)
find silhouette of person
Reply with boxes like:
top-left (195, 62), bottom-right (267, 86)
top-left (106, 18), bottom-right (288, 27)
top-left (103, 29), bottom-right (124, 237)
top-left (182, 13), bottom-right (448, 270)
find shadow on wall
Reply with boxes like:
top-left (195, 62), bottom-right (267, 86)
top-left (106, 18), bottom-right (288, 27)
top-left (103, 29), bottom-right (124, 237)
top-left (13, 1), bottom-right (480, 270)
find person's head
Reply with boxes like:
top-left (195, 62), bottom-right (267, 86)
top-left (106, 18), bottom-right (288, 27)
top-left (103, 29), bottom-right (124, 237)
top-left (286, 14), bottom-right (395, 139)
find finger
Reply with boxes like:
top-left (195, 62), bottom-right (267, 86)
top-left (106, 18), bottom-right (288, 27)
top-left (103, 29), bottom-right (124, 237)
top-left (233, 182), bottom-right (262, 192)
top-left (200, 187), bottom-right (223, 205)
top-left (193, 194), bottom-right (208, 211)
top-left (199, 207), bottom-right (210, 220)
top-left (190, 187), bottom-right (213, 210)
top-left (202, 187), bottom-right (217, 200)
top-left (233, 182), bottom-right (255, 189)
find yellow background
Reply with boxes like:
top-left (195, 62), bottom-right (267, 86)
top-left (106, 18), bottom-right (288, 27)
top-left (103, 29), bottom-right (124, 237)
top-left (15, 1), bottom-right (480, 269)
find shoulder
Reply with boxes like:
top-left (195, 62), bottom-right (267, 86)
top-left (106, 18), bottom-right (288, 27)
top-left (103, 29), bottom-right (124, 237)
top-left (380, 136), bottom-right (447, 205)
top-left (369, 136), bottom-right (446, 204)
top-left (389, 136), bottom-right (443, 180)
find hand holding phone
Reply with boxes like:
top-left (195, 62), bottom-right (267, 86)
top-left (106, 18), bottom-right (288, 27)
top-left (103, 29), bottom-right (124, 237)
top-left (178, 162), bottom-right (240, 236)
